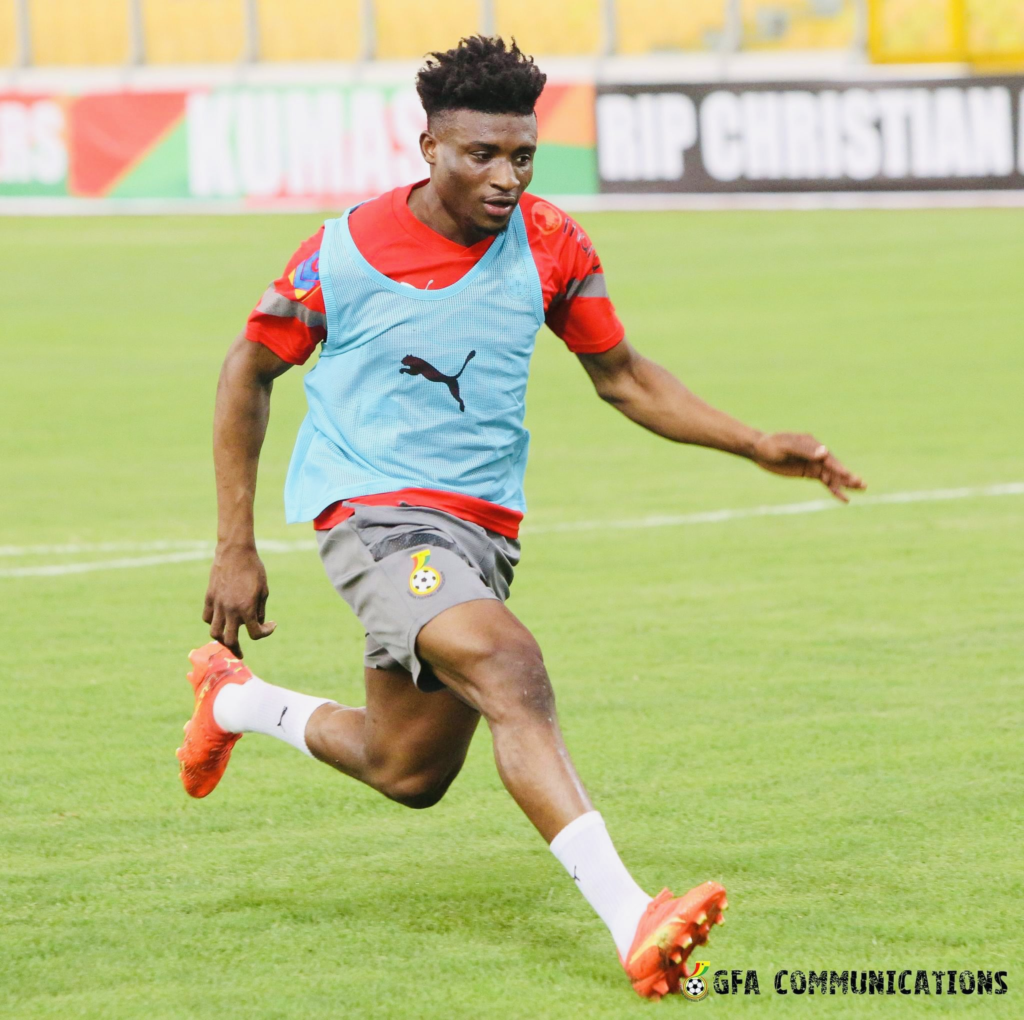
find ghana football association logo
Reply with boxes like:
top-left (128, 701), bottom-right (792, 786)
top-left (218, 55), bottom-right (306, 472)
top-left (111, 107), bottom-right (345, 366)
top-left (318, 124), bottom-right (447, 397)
top-left (408, 549), bottom-right (443, 596)
top-left (682, 961), bottom-right (711, 1001)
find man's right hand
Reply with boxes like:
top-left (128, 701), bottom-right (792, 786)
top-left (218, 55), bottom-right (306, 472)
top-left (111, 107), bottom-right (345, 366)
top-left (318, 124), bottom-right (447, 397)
top-left (203, 543), bottom-right (277, 657)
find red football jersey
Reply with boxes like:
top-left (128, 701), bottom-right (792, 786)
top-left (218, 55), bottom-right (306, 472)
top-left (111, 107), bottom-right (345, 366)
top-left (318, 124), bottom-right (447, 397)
top-left (246, 181), bottom-right (624, 365)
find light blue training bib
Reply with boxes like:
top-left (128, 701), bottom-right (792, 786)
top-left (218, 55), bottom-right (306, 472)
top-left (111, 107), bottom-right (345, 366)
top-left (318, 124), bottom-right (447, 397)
top-left (283, 204), bottom-right (545, 524)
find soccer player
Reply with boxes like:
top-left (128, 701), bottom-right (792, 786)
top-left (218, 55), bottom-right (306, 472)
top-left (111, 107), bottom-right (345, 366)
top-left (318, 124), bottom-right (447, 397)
top-left (178, 37), bottom-right (865, 1000)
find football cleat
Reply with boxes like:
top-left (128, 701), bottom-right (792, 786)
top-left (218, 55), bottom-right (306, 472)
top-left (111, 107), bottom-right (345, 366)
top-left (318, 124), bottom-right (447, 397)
top-left (175, 640), bottom-right (252, 798)
top-left (621, 881), bottom-right (728, 1000)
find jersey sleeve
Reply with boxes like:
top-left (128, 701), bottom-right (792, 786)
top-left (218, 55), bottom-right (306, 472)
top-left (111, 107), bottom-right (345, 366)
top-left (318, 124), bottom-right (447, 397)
top-left (523, 197), bottom-right (625, 355)
top-left (244, 226), bottom-right (327, 366)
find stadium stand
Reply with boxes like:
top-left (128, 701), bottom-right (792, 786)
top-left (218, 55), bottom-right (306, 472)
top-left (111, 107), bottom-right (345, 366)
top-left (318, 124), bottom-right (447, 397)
top-left (495, 0), bottom-right (603, 57)
top-left (257, 0), bottom-right (362, 62)
top-left (0, 0), bottom-right (1020, 67)
top-left (0, 0), bottom-right (16, 66)
top-left (615, 0), bottom-right (728, 54)
top-left (966, 0), bottom-right (1024, 65)
top-left (374, 0), bottom-right (478, 60)
top-left (26, 0), bottom-right (129, 65)
top-left (741, 0), bottom-right (857, 50)
top-left (869, 0), bottom-right (1024, 64)
top-left (142, 0), bottom-right (246, 64)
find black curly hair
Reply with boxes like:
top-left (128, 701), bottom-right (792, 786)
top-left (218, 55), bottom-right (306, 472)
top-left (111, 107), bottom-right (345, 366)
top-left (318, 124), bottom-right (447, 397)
top-left (416, 36), bottom-right (547, 121)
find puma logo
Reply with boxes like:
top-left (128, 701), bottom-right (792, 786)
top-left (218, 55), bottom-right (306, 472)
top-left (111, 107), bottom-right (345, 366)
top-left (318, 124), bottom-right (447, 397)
top-left (400, 351), bottom-right (476, 412)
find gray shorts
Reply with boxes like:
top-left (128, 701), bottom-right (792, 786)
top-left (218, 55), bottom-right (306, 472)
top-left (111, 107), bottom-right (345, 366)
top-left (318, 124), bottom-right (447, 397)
top-left (316, 503), bottom-right (520, 691)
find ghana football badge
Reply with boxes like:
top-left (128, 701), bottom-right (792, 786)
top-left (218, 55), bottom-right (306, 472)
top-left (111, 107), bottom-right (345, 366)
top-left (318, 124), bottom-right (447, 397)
top-left (408, 549), bottom-right (443, 596)
top-left (682, 961), bottom-right (711, 1001)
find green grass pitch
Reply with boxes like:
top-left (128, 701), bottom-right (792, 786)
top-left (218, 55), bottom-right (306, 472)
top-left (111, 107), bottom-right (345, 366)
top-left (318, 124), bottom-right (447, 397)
top-left (1, 208), bottom-right (1022, 1017)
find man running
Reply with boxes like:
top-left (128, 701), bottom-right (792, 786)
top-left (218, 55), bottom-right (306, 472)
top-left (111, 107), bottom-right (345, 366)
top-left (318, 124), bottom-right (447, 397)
top-left (178, 36), bottom-right (865, 1000)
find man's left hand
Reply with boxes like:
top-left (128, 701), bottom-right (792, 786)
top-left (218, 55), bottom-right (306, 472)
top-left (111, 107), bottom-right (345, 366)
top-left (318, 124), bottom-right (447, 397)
top-left (752, 432), bottom-right (866, 503)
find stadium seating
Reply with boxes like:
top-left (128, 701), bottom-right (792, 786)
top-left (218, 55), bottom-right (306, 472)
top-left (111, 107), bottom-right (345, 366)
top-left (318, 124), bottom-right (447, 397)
top-left (257, 0), bottom-right (362, 62)
top-left (966, 0), bottom-right (1024, 65)
top-left (869, 0), bottom-right (1024, 64)
top-left (142, 0), bottom-right (245, 64)
top-left (740, 0), bottom-right (857, 50)
top-left (374, 0), bottom-right (478, 60)
top-left (616, 0), bottom-right (728, 54)
top-left (0, 0), bottom-right (16, 66)
top-left (0, 0), bottom-right (1020, 67)
top-left (25, 0), bottom-right (129, 65)
top-left (494, 0), bottom-right (603, 57)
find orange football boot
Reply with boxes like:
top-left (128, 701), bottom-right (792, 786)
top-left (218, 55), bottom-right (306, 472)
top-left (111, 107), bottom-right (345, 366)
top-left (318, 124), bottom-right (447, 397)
top-left (175, 640), bottom-right (252, 798)
top-left (621, 881), bottom-right (728, 1000)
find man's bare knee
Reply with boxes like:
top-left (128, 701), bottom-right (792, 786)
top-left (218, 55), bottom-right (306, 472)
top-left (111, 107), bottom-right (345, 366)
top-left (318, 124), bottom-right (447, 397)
top-left (376, 765), bottom-right (461, 810)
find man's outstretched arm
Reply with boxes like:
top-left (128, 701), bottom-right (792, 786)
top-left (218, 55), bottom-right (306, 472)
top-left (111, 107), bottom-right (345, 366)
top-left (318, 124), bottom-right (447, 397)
top-left (204, 334), bottom-right (293, 656)
top-left (578, 338), bottom-right (866, 501)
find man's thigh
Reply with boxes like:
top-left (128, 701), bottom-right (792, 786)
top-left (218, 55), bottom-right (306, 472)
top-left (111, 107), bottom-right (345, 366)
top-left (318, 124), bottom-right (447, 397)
top-left (362, 664), bottom-right (481, 778)
top-left (415, 599), bottom-right (545, 714)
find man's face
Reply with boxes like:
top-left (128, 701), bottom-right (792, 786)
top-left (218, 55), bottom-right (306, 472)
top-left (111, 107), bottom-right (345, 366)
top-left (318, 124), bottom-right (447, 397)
top-left (421, 109), bottom-right (538, 236)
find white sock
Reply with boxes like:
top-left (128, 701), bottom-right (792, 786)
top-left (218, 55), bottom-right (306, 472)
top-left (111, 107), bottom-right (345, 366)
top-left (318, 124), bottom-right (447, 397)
top-left (550, 811), bottom-right (652, 958)
top-left (212, 676), bottom-right (331, 757)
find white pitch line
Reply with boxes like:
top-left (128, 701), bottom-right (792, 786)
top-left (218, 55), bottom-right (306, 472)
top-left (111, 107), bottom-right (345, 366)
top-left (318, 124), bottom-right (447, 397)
top-left (0, 537), bottom-right (317, 558)
top-left (0, 549), bottom-right (216, 577)
top-left (0, 539), bottom-right (211, 558)
top-left (1, 482), bottom-right (1021, 579)
top-left (0, 541), bottom-right (316, 578)
top-left (524, 481), bottom-right (1024, 535)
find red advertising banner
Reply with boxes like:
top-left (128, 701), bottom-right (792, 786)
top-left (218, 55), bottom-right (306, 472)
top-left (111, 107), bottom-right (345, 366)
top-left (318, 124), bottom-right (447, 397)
top-left (0, 82), bottom-right (597, 205)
